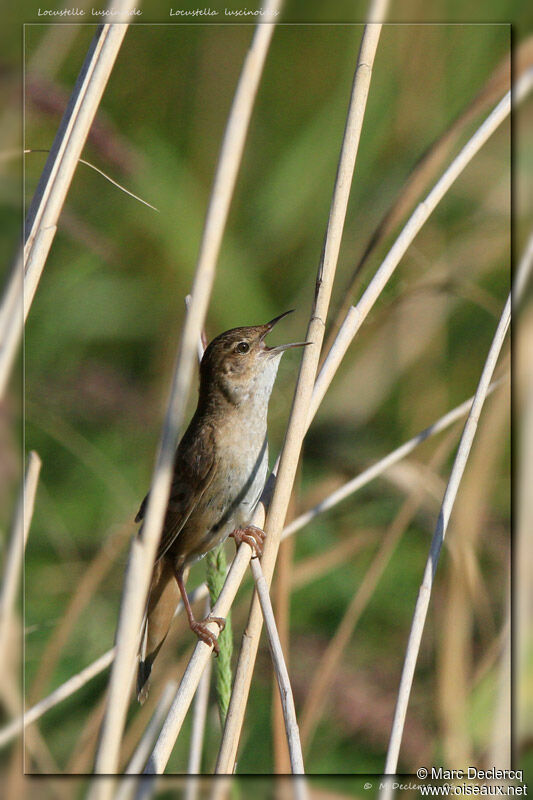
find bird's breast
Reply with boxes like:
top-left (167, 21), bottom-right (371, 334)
top-left (213, 409), bottom-right (269, 518)
top-left (180, 410), bottom-right (268, 563)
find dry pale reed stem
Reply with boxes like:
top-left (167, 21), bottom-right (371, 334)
top-left (436, 376), bottom-right (510, 766)
top-left (249, 558), bottom-right (305, 775)
top-left (381, 300), bottom-right (513, 786)
top-left (0, 379), bottom-right (501, 752)
top-left (112, 683), bottom-right (178, 800)
top-left (92, 2), bottom-right (281, 784)
top-left (28, 521), bottom-right (129, 706)
top-left (141, 506), bottom-right (265, 775)
top-left (111, 682), bottom-right (177, 800)
top-left (0, 4), bottom-right (136, 399)
top-left (0, 583), bottom-right (209, 750)
top-left (299, 433), bottom-right (456, 751)
top-left (308, 68), bottom-right (533, 426)
top-left (284, 383), bottom-right (500, 539)
top-left (0, 266), bottom-right (20, 400)
top-left (183, 663), bottom-right (212, 800)
top-left (182, 303), bottom-right (211, 797)
top-left (323, 41), bottom-right (528, 355)
top-left (185, 602), bottom-right (213, 789)
top-left (0, 451), bottom-right (41, 668)
top-left (125, 682), bottom-right (178, 776)
top-left (381, 230), bottom-right (533, 789)
top-left (0, 647), bottom-right (114, 749)
top-left (272, 533), bottom-right (294, 773)
top-left (215, 13), bottom-right (386, 776)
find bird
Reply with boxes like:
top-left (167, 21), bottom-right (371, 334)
top-left (136, 310), bottom-right (309, 703)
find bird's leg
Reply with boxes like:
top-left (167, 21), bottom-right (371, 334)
top-left (229, 525), bottom-right (266, 558)
top-left (174, 567), bottom-right (225, 655)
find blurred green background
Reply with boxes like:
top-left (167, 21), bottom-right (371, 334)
top-left (0, 0), bottom-right (529, 790)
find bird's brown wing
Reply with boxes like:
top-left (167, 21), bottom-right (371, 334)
top-left (135, 422), bottom-right (217, 561)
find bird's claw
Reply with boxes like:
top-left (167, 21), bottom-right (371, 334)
top-left (191, 616), bottom-right (226, 655)
top-left (230, 525), bottom-right (266, 558)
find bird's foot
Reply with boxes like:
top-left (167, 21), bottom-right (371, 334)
top-left (230, 525), bottom-right (266, 558)
top-left (190, 616), bottom-right (226, 655)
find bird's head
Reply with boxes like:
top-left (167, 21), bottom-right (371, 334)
top-left (199, 311), bottom-right (310, 408)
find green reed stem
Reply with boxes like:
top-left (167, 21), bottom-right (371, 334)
top-left (206, 544), bottom-right (233, 726)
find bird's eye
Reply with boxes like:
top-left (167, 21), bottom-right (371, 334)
top-left (235, 341), bottom-right (250, 354)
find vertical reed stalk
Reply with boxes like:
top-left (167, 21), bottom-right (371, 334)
top-left (381, 232), bottom-right (532, 785)
top-left (0, 4), bottom-right (136, 398)
top-left (381, 301), bottom-right (511, 783)
top-left (307, 69), bottom-right (533, 427)
top-left (93, 2), bottom-right (282, 787)
top-left (250, 558), bottom-right (305, 775)
top-left (215, 9), bottom-right (387, 773)
top-left (0, 451), bottom-right (41, 667)
top-left (0, 381), bottom-right (501, 754)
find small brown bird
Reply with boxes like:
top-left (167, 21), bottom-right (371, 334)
top-left (136, 311), bottom-right (308, 703)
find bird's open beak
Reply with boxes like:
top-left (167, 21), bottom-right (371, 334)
top-left (266, 340), bottom-right (312, 355)
top-left (260, 310), bottom-right (312, 354)
top-left (259, 310), bottom-right (295, 340)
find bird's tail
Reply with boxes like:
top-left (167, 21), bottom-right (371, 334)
top-left (137, 558), bottom-right (180, 704)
